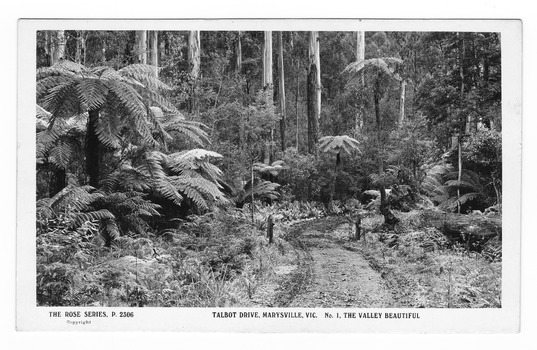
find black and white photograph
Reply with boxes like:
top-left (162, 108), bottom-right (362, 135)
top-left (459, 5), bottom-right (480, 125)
top-left (16, 19), bottom-right (522, 332)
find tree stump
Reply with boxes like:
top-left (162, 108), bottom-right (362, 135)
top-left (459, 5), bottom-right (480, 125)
top-left (267, 214), bottom-right (274, 244)
top-left (381, 207), bottom-right (400, 230)
top-left (353, 215), bottom-right (361, 241)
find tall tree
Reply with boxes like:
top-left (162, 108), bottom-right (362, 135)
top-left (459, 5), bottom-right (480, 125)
top-left (307, 31), bottom-right (320, 155)
top-left (262, 31), bottom-right (274, 163)
top-left (188, 31), bottom-right (201, 113)
top-left (398, 80), bottom-right (406, 127)
top-left (457, 32), bottom-right (466, 213)
top-left (235, 31), bottom-right (242, 72)
top-left (135, 31), bottom-right (147, 64)
top-left (50, 30), bottom-right (66, 65)
top-left (262, 31), bottom-right (273, 88)
top-left (355, 31), bottom-right (365, 135)
top-left (150, 31), bottom-right (159, 76)
top-left (188, 31), bottom-right (201, 80)
top-left (74, 31), bottom-right (87, 65)
top-left (276, 31), bottom-right (286, 151)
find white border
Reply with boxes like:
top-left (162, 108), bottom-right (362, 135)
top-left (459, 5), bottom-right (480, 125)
top-left (17, 19), bottom-right (521, 333)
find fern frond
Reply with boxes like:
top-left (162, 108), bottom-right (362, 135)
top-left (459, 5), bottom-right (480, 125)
top-left (164, 119), bottom-right (210, 146)
top-left (133, 151), bottom-right (166, 178)
top-left (445, 192), bottom-right (480, 210)
top-left (167, 149), bottom-right (222, 173)
top-left (42, 79), bottom-right (81, 120)
top-left (76, 78), bottom-right (109, 111)
top-left (55, 60), bottom-right (90, 74)
top-left (37, 75), bottom-right (77, 98)
top-left (36, 124), bottom-right (64, 158)
top-left (147, 106), bottom-right (172, 142)
top-left (98, 218), bottom-right (120, 245)
top-left (154, 176), bottom-right (184, 205)
top-left (252, 160), bottom-right (287, 176)
top-left (319, 135), bottom-right (361, 155)
top-left (48, 139), bottom-right (75, 169)
top-left (73, 209), bottom-right (115, 227)
top-left (47, 185), bottom-right (102, 214)
top-left (118, 64), bottom-right (171, 91)
top-left (344, 57), bottom-right (403, 87)
top-left (36, 198), bottom-right (54, 219)
top-left (241, 180), bottom-right (280, 203)
top-left (95, 111), bottom-right (122, 148)
top-left (101, 167), bottom-right (151, 193)
top-left (138, 88), bottom-right (180, 114)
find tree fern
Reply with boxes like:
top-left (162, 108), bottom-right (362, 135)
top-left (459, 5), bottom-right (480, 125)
top-left (238, 179), bottom-right (281, 205)
top-left (422, 163), bottom-right (486, 211)
top-left (37, 61), bottom-right (209, 187)
top-left (318, 135), bottom-right (361, 156)
top-left (252, 160), bottom-right (287, 177)
top-left (344, 57), bottom-right (403, 86)
top-left (101, 148), bottom-right (227, 212)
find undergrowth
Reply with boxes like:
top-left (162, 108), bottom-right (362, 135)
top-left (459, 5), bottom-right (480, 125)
top-left (352, 210), bottom-right (501, 308)
top-left (36, 207), bottom-right (285, 307)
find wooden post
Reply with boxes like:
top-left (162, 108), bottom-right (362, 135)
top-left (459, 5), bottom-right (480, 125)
top-left (354, 215), bottom-right (361, 241)
top-left (267, 215), bottom-right (274, 244)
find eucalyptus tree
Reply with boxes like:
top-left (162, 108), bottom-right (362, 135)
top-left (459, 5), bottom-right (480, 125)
top-left (276, 31), bottom-right (286, 152)
top-left (135, 31), bottom-right (147, 64)
top-left (307, 31), bottom-right (321, 155)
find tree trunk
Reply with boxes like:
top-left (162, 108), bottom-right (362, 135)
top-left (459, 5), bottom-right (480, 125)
top-left (457, 33), bottom-right (466, 214)
top-left (374, 79), bottom-right (386, 211)
top-left (267, 215), bottom-right (274, 244)
top-left (354, 215), bottom-right (361, 241)
top-left (262, 31), bottom-right (274, 162)
top-left (309, 32), bottom-right (321, 120)
top-left (398, 80), bottom-right (406, 128)
top-left (307, 32), bottom-right (320, 155)
top-left (48, 33), bottom-right (67, 195)
top-left (50, 30), bottom-right (66, 65)
top-left (262, 31), bottom-right (273, 89)
top-left (251, 159), bottom-right (255, 223)
top-left (188, 31), bottom-right (201, 79)
top-left (277, 32), bottom-right (286, 152)
top-left (49, 168), bottom-right (66, 197)
top-left (330, 153), bottom-right (340, 203)
top-left (295, 59), bottom-right (300, 151)
top-left (150, 31), bottom-right (158, 76)
top-left (355, 31), bottom-right (365, 136)
top-left (420, 210), bottom-right (501, 250)
top-left (235, 31), bottom-right (242, 72)
top-left (75, 31), bottom-right (83, 64)
top-left (188, 31), bottom-right (201, 113)
top-left (86, 109), bottom-right (101, 188)
top-left (307, 62), bottom-right (319, 155)
top-left (135, 31), bottom-right (147, 64)
top-left (101, 37), bottom-right (107, 63)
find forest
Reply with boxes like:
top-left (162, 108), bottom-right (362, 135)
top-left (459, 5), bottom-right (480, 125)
top-left (35, 29), bottom-right (502, 308)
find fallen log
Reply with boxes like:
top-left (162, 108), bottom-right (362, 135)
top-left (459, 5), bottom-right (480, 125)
top-left (420, 210), bottom-right (502, 251)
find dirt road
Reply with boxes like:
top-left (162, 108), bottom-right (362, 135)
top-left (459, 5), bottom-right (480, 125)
top-left (249, 217), bottom-right (395, 307)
